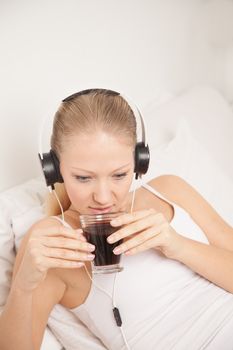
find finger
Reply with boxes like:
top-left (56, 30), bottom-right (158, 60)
top-left (43, 247), bottom-right (95, 262)
top-left (110, 209), bottom-right (157, 227)
top-left (41, 237), bottom-right (95, 252)
top-left (113, 227), bottom-right (160, 255)
top-left (76, 231), bottom-right (87, 242)
top-left (108, 212), bottom-right (164, 244)
top-left (34, 226), bottom-right (85, 240)
top-left (125, 235), bottom-right (162, 256)
top-left (40, 257), bottom-right (85, 270)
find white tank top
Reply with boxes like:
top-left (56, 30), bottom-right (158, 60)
top-left (47, 184), bottom-right (233, 350)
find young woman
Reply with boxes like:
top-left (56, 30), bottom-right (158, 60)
top-left (1, 89), bottom-right (233, 350)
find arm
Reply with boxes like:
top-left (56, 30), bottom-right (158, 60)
top-left (0, 268), bottom-right (65, 350)
top-left (0, 221), bottom-right (66, 350)
top-left (161, 175), bottom-right (233, 292)
top-left (0, 218), bottom-right (94, 350)
top-left (159, 174), bottom-right (233, 250)
top-left (107, 175), bottom-right (233, 293)
top-left (175, 236), bottom-right (233, 293)
top-left (0, 285), bottom-right (34, 350)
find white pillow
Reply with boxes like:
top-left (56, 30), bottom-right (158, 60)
top-left (143, 85), bottom-right (233, 179)
top-left (135, 118), bottom-right (233, 226)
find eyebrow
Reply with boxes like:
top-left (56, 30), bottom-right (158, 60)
top-left (70, 162), bottom-right (132, 175)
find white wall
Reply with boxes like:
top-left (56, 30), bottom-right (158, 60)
top-left (0, 0), bottom-right (232, 191)
top-left (197, 0), bottom-right (233, 102)
top-left (225, 47), bottom-right (233, 103)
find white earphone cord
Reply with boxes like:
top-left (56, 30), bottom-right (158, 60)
top-left (52, 188), bottom-right (136, 350)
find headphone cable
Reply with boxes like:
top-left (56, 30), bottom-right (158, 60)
top-left (51, 187), bottom-right (135, 350)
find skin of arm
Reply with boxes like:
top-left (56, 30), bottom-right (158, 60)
top-left (0, 208), bottom-right (94, 350)
top-left (0, 271), bottom-right (65, 350)
top-left (0, 221), bottom-right (67, 350)
top-left (108, 175), bottom-right (233, 293)
top-left (163, 175), bottom-right (233, 293)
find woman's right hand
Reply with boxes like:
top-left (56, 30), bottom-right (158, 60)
top-left (13, 224), bottom-right (95, 292)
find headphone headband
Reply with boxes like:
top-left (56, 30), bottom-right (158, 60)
top-left (120, 93), bottom-right (147, 147)
top-left (38, 88), bottom-right (150, 188)
top-left (61, 89), bottom-right (148, 147)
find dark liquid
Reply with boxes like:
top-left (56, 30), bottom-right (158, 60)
top-left (83, 222), bottom-right (123, 266)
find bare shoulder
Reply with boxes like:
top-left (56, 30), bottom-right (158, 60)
top-left (149, 175), bottom-right (233, 241)
top-left (149, 174), bottom-right (200, 207)
top-left (149, 174), bottom-right (215, 214)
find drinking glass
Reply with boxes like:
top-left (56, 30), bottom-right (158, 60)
top-left (79, 212), bottom-right (125, 274)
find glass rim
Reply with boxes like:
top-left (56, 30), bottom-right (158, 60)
top-left (79, 211), bottom-right (126, 223)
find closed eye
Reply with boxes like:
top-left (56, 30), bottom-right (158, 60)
top-left (74, 175), bottom-right (91, 183)
top-left (113, 172), bottom-right (128, 180)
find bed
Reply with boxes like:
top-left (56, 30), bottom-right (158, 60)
top-left (0, 85), bottom-right (233, 349)
top-left (1, 0), bottom-right (233, 347)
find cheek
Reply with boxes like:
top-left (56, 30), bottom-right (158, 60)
top-left (117, 174), bottom-right (134, 199)
top-left (60, 167), bottom-right (88, 204)
top-left (63, 179), bottom-right (89, 208)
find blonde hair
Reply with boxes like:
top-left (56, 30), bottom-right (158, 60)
top-left (46, 89), bottom-right (137, 216)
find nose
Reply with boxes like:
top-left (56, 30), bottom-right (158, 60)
top-left (93, 180), bottom-right (113, 206)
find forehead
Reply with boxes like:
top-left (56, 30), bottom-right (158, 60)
top-left (60, 131), bottom-right (134, 171)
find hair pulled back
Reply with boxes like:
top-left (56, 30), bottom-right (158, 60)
top-left (46, 89), bottom-right (137, 216)
top-left (51, 89), bottom-right (137, 157)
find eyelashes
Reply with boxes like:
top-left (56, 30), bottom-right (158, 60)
top-left (73, 175), bottom-right (91, 183)
top-left (73, 172), bottom-right (128, 183)
top-left (113, 172), bottom-right (128, 180)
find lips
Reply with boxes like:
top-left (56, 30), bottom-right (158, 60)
top-left (89, 206), bottom-right (113, 214)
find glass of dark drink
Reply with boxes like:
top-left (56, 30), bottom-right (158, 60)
top-left (79, 212), bottom-right (125, 274)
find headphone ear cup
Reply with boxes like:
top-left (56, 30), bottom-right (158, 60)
top-left (38, 149), bottom-right (63, 187)
top-left (134, 142), bottom-right (150, 179)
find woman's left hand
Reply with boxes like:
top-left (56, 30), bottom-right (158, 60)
top-left (107, 209), bottom-right (185, 260)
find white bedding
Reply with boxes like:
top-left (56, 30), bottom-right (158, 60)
top-left (0, 86), bottom-right (233, 349)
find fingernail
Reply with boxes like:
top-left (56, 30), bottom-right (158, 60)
top-left (113, 247), bottom-right (122, 255)
top-left (76, 262), bottom-right (85, 267)
top-left (111, 219), bottom-right (120, 226)
top-left (87, 244), bottom-right (95, 252)
top-left (76, 228), bottom-right (83, 234)
top-left (125, 250), bottom-right (132, 256)
top-left (87, 254), bottom-right (95, 260)
top-left (107, 236), bottom-right (114, 243)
